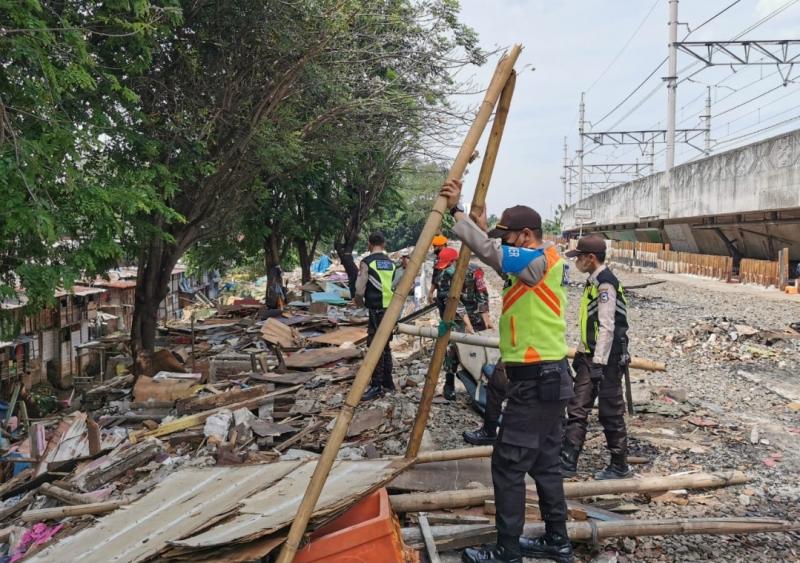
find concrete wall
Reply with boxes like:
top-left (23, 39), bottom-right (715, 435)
top-left (562, 129), bottom-right (800, 260)
top-left (563, 128), bottom-right (800, 228)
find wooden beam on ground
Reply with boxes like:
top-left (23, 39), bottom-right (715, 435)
top-left (274, 45), bottom-right (523, 563)
top-left (21, 499), bottom-right (129, 522)
top-left (413, 446), bottom-right (493, 464)
top-left (39, 483), bottom-right (96, 506)
top-left (418, 513), bottom-right (441, 563)
top-left (390, 471), bottom-right (748, 513)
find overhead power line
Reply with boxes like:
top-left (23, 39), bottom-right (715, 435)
top-left (586, 0), bottom-right (660, 93)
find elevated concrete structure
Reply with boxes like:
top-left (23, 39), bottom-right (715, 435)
top-left (563, 129), bottom-right (800, 261)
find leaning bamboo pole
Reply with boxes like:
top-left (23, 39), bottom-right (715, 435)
top-left (275, 45), bottom-right (523, 563)
top-left (405, 70), bottom-right (517, 458)
top-left (396, 323), bottom-right (667, 372)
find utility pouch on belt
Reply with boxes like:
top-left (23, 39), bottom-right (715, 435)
top-left (537, 364), bottom-right (562, 402)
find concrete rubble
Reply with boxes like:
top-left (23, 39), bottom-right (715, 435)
top-left (0, 254), bottom-right (797, 562)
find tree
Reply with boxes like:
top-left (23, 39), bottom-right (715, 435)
top-left (543, 204), bottom-right (565, 235)
top-left (0, 1), bottom-right (178, 314)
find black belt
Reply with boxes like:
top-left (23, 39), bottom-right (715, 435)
top-left (506, 361), bottom-right (563, 381)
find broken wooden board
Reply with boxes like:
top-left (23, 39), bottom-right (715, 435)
top-left (176, 385), bottom-right (271, 414)
top-left (346, 408), bottom-right (386, 438)
top-left (307, 326), bottom-right (367, 346)
top-left (29, 462), bottom-right (304, 563)
top-left (260, 318), bottom-right (300, 348)
top-left (70, 439), bottom-right (163, 493)
top-left (172, 459), bottom-right (412, 549)
top-left (389, 458), bottom-right (493, 492)
top-left (284, 347), bottom-right (361, 369)
top-left (133, 375), bottom-right (195, 403)
top-left (247, 372), bottom-right (317, 386)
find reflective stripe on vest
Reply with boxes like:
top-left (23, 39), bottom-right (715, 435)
top-left (579, 276), bottom-right (629, 354)
top-left (368, 259), bottom-right (396, 308)
top-left (499, 246), bottom-right (568, 363)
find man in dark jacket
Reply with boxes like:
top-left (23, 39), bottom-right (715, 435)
top-left (355, 232), bottom-right (397, 401)
top-left (562, 235), bottom-right (632, 480)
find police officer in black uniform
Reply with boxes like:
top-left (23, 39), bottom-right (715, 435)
top-left (441, 179), bottom-right (575, 563)
top-left (562, 235), bottom-right (632, 479)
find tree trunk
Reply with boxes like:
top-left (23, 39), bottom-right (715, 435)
top-left (264, 233), bottom-right (284, 309)
top-left (296, 238), bottom-right (312, 285)
top-left (131, 236), bottom-right (182, 376)
top-left (334, 240), bottom-right (358, 299)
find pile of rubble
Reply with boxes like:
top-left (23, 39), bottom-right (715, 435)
top-left (659, 316), bottom-right (800, 364)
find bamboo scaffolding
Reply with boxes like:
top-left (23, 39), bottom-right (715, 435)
top-left (274, 45), bottom-right (523, 563)
top-left (396, 324), bottom-right (666, 372)
top-left (405, 70), bottom-right (517, 458)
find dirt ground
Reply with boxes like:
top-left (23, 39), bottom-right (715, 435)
top-left (397, 264), bottom-right (800, 562)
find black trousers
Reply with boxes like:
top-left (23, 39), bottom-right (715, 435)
top-left (367, 308), bottom-right (393, 388)
top-left (564, 352), bottom-right (627, 461)
top-left (484, 362), bottom-right (508, 433)
top-left (492, 364), bottom-right (569, 556)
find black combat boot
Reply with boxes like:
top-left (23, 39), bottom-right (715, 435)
top-left (361, 385), bottom-right (384, 401)
top-left (594, 458), bottom-right (633, 480)
top-left (519, 532), bottom-right (575, 563)
top-left (462, 544), bottom-right (522, 563)
top-left (443, 371), bottom-right (456, 401)
top-left (463, 426), bottom-right (497, 445)
top-left (560, 442), bottom-right (581, 478)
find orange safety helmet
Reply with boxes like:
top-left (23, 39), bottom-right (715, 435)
top-left (432, 235), bottom-right (448, 248)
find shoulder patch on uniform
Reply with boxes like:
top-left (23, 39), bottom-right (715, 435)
top-left (501, 246), bottom-right (543, 274)
top-left (599, 291), bottom-right (609, 302)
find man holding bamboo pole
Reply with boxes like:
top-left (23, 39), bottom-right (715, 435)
top-left (441, 180), bottom-right (574, 563)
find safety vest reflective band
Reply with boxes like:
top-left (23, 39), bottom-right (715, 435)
top-left (366, 253), bottom-right (396, 309)
top-left (579, 268), bottom-right (629, 355)
top-left (499, 246), bottom-right (568, 363)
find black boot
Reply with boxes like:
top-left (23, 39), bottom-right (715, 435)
top-left (519, 532), bottom-right (575, 563)
top-left (361, 385), bottom-right (384, 401)
top-left (443, 371), bottom-right (456, 401)
top-left (461, 544), bottom-right (521, 563)
top-left (560, 442), bottom-right (581, 478)
top-left (594, 460), bottom-right (633, 480)
top-left (463, 426), bottom-right (497, 445)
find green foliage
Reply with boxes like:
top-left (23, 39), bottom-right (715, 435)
top-left (0, 0), bottom-right (180, 310)
top-left (543, 204), bottom-right (565, 235)
top-left (371, 160), bottom-right (447, 250)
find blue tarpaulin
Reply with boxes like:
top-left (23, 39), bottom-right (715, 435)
top-left (311, 255), bottom-right (332, 273)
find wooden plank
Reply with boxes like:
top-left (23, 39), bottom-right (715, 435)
top-left (418, 513), bottom-right (441, 563)
top-left (260, 318), bottom-right (300, 348)
top-left (247, 372), bottom-right (316, 386)
top-left (177, 385), bottom-right (271, 414)
top-left (307, 326), bottom-right (367, 346)
top-left (284, 347), bottom-right (360, 369)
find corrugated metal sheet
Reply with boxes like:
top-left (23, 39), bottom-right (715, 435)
top-left (174, 459), bottom-right (408, 549)
top-left (28, 461), bottom-right (303, 563)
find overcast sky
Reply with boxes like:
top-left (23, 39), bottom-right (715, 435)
top-left (450, 0), bottom-right (800, 219)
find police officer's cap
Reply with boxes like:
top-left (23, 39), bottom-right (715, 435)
top-left (565, 235), bottom-right (607, 257)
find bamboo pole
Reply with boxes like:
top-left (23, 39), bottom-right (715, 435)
top-left (39, 483), bottom-right (96, 506)
top-left (396, 323), bottom-right (666, 372)
top-left (406, 70), bottom-right (517, 459)
top-left (402, 518), bottom-right (798, 551)
top-left (413, 445), bottom-right (493, 464)
top-left (21, 499), bottom-right (129, 522)
top-left (275, 45), bottom-right (523, 563)
top-left (390, 470), bottom-right (748, 513)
